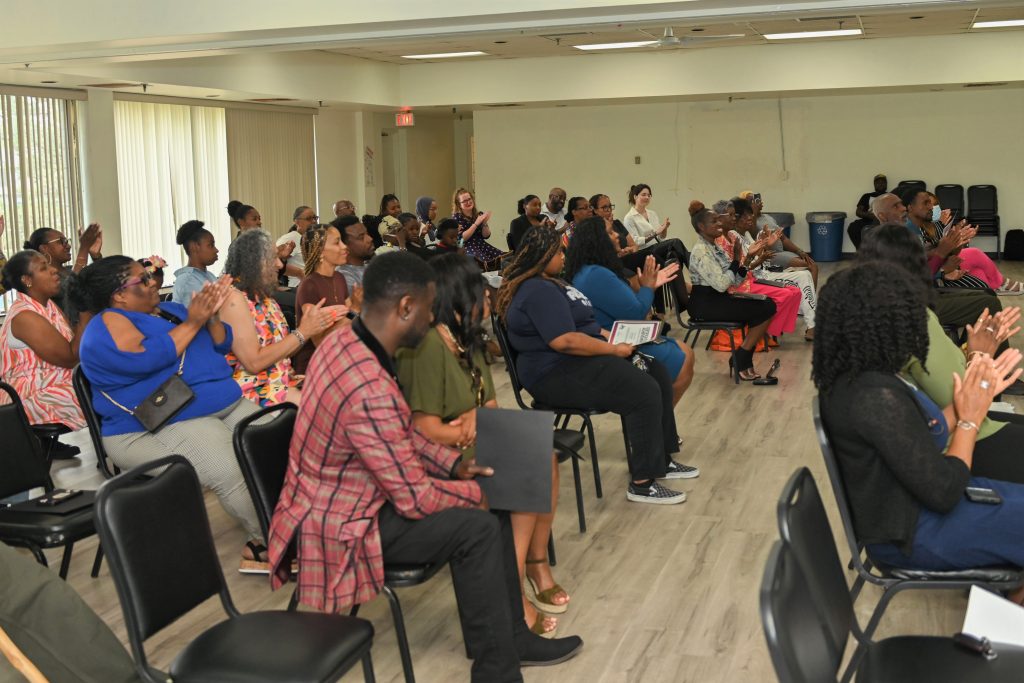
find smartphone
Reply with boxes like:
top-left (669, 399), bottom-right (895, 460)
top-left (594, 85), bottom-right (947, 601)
top-left (965, 486), bottom-right (1002, 505)
top-left (36, 489), bottom-right (83, 506)
top-left (753, 193), bottom-right (762, 204)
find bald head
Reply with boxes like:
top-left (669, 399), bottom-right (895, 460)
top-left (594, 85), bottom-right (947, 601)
top-left (546, 187), bottom-right (566, 213)
top-left (872, 193), bottom-right (907, 225)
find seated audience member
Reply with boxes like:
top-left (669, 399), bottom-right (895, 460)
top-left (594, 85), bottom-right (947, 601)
top-left (293, 223), bottom-right (351, 374)
top-left (566, 217), bottom-right (695, 405)
top-left (561, 196), bottom-right (592, 247)
top-left (541, 187), bottom-right (567, 230)
top-left (872, 193), bottom-right (1006, 331)
top-left (497, 226), bottom-right (697, 504)
top-left (333, 214), bottom-right (375, 290)
top-left (415, 196), bottom-right (439, 244)
top-left (137, 255), bottom-right (166, 290)
top-left (267, 251), bottom-right (583, 680)
top-left (847, 173), bottom-right (887, 249)
top-left (860, 223), bottom-right (1024, 482)
top-left (228, 199), bottom-right (294, 263)
top-left (373, 194), bottom-right (402, 248)
top-left (0, 541), bottom-right (144, 682)
top-left (743, 191), bottom-right (818, 287)
top-left (0, 251), bottom-right (87, 456)
top-left (509, 195), bottom-right (555, 252)
top-left (221, 229), bottom-right (332, 406)
top-left (622, 183), bottom-right (671, 246)
top-left (396, 253), bottom-right (567, 637)
top-left (24, 223), bottom-right (103, 310)
top-left (386, 212), bottom-right (433, 260)
top-left (430, 218), bottom-right (465, 256)
top-left (814, 261), bottom-right (1024, 575)
top-left (902, 187), bottom-right (1023, 293)
top-left (333, 199), bottom-right (356, 218)
top-left (686, 202), bottom-right (777, 381)
top-left (591, 194), bottom-right (640, 264)
top-left (453, 187), bottom-right (504, 268)
top-left (732, 197), bottom-right (817, 341)
top-left (73, 256), bottom-right (266, 571)
top-left (277, 205), bottom-right (318, 288)
top-left (173, 219), bottom-right (219, 306)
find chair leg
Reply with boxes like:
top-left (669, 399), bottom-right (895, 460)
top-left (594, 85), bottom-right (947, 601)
top-left (728, 330), bottom-right (739, 385)
top-left (58, 542), bottom-right (74, 580)
top-left (287, 588), bottom-right (300, 611)
top-left (548, 532), bottom-right (556, 567)
top-left (90, 545), bottom-right (103, 578)
top-left (582, 415), bottom-right (602, 499)
top-left (383, 585), bottom-right (416, 683)
top-left (361, 651), bottom-right (376, 683)
top-left (571, 454), bottom-right (586, 533)
top-left (27, 544), bottom-right (47, 567)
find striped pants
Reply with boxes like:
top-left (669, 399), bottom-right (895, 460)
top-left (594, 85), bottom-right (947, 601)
top-left (759, 268), bottom-right (816, 329)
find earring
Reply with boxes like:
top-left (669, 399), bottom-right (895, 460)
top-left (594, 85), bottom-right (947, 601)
top-left (401, 314), bottom-right (409, 321)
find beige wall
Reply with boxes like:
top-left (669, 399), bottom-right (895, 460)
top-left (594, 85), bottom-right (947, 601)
top-left (314, 109), bottom-right (361, 221)
top-left (405, 115), bottom-right (455, 215)
top-left (474, 87), bottom-right (1024, 253)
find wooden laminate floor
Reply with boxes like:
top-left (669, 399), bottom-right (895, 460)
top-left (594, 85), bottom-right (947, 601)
top-left (41, 260), bottom-right (1024, 682)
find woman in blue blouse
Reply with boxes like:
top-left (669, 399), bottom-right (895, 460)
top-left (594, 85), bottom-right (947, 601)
top-left (71, 256), bottom-right (266, 572)
top-left (566, 217), bottom-right (695, 405)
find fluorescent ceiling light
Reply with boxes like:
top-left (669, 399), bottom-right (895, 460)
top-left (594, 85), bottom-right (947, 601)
top-left (972, 19), bottom-right (1024, 29)
top-left (402, 51), bottom-right (486, 59)
top-left (765, 29), bottom-right (862, 40)
top-left (574, 41), bottom-right (656, 51)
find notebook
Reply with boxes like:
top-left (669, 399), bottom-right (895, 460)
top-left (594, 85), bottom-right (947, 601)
top-left (474, 408), bottom-right (554, 513)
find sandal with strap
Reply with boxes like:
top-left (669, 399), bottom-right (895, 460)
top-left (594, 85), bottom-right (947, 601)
top-left (239, 541), bottom-right (271, 575)
top-left (524, 559), bottom-right (570, 614)
top-left (528, 610), bottom-right (558, 639)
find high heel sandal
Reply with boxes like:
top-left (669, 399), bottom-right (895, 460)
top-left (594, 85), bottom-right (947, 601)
top-left (524, 558), bottom-right (570, 614)
top-left (753, 359), bottom-right (781, 386)
top-left (730, 349), bottom-right (760, 383)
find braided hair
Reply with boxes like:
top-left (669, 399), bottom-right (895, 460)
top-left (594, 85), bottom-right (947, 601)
top-left (496, 225), bottom-right (562, 321)
top-left (301, 223), bottom-right (330, 277)
top-left (64, 255), bottom-right (135, 317)
top-left (812, 261), bottom-right (929, 394)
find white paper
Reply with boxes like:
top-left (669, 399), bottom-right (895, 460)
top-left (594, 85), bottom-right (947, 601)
top-left (608, 320), bottom-right (661, 346)
top-left (962, 585), bottom-right (1024, 646)
top-left (989, 401), bottom-right (1016, 415)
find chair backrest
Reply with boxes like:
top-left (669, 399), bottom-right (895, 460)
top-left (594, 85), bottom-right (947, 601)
top-left (934, 184), bottom-right (964, 215)
top-left (72, 365), bottom-right (120, 478)
top-left (895, 180), bottom-right (927, 195)
top-left (232, 403), bottom-right (297, 541)
top-left (94, 455), bottom-right (232, 670)
top-left (760, 541), bottom-right (843, 683)
top-left (0, 383), bottom-right (52, 498)
top-left (490, 314), bottom-right (532, 410)
top-left (968, 185), bottom-right (998, 215)
top-left (776, 468), bottom-right (855, 662)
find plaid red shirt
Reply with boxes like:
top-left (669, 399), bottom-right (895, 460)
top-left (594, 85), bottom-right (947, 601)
top-left (267, 320), bottom-right (482, 612)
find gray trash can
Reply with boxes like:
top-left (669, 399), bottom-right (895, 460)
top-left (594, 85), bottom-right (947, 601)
top-left (765, 212), bottom-right (794, 239)
top-left (806, 212), bottom-right (847, 262)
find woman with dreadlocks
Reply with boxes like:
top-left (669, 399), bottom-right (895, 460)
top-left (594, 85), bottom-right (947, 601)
top-left (293, 223), bottom-right (352, 373)
top-left (496, 225), bottom-right (697, 505)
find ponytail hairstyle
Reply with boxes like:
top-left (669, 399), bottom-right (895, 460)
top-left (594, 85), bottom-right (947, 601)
top-left (301, 223), bottom-right (330, 277)
top-left (496, 224), bottom-right (563, 321)
top-left (1, 250), bottom-right (43, 294)
top-left (628, 183), bottom-right (652, 206)
top-left (176, 220), bottom-right (211, 256)
top-left (24, 228), bottom-right (55, 252)
top-left (64, 255), bottom-right (136, 320)
top-left (379, 194), bottom-right (399, 217)
top-left (430, 253), bottom-right (487, 370)
top-left (517, 194), bottom-right (539, 216)
top-left (688, 200), bottom-right (715, 232)
top-left (227, 200), bottom-right (256, 230)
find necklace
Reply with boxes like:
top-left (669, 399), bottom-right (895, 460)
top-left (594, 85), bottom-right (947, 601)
top-left (437, 323), bottom-right (466, 354)
top-left (315, 270), bottom-right (341, 304)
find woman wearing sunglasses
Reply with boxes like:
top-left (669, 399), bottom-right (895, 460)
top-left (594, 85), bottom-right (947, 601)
top-left (24, 224), bottom-right (103, 309)
top-left (73, 256), bottom-right (270, 572)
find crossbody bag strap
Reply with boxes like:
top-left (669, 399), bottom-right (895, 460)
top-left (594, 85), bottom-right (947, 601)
top-left (100, 349), bottom-right (187, 416)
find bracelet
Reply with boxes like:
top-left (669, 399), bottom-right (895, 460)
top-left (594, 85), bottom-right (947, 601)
top-left (956, 420), bottom-right (979, 432)
top-left (292, 330), bottom-right (306, 347)
top-left (968, 351), bottom-right (991, 361)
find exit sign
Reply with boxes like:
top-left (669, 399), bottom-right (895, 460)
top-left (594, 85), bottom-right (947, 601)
top-left (395, 111), bottom-right (415, 127)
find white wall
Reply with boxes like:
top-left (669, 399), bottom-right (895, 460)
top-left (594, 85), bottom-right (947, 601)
top-left (474, 87), bottom-right (1024, 253)
top-left (314, 109), bottom-right (361, 220)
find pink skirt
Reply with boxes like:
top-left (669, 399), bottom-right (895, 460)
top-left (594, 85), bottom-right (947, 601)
top-left (748, 282), bottom-right (802, 337)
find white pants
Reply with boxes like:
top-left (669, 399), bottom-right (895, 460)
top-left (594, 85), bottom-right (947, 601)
top-left (760, 269), bottom-right (816, 329)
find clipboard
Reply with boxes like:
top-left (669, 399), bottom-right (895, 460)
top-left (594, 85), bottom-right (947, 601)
top-left (474, 408), bottom-right (554, 513)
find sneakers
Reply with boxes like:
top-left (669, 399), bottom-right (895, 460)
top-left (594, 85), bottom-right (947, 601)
top-left (663, 460), bottom-right (700, 480)
top-left (626, 481), bottom-right (686, 505)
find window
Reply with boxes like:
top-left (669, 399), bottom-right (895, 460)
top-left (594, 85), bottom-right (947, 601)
top-left (0, 92), bottom-right (83, 307)
top-left (114, 101), bottom-right (230, 272)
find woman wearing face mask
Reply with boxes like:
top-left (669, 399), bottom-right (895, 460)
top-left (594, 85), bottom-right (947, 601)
top-left (508, 194), bottom-right (555, 252)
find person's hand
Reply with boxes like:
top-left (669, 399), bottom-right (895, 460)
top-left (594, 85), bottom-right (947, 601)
top-left (322, 304), bottom-right (350, 324)
top-left (611, 342), bottom-right (634, 358)
top-left (940, 208), bottom-right (953, 225)
top-left (451, 408), bottom-right (477, 449)
top-left (953, 356), bottom-right (1000, 426)
top-left (636, 255), bottom-right (659, 289)
top-left (78, 223), bottom-right (101, 254)
top-left (276, 241), bottom-right (295, 260)
top-left (936, 224), bottom-right (965, 257)
top-left (208, 275), bottom-right (234, 313)
top-left (968, 307), bottom-right (1022, 356)
top-left (655, 261), bottom-right (680, 288)
top-left (454, 456), bottom-right (493, 480)
top-left (186, 281), bottom-right (221, 326)
top-left (477, 211), bottom-right (492, 225)
top-left (348, 287), bottom-right (364, 314)
top-left (419, 222), bottom-right (431, 238)
top-left (297, 298), bottom-right (332, 338)
top-left (658, 218), bottom-right (670, 235)
top-left (941, 255), bottom-right (962, 274)
top-left (730, 233), bottom-right (743, 260)
top-left (800, 251), bottom-right (815, 267)
top-left (992, 348), bottom-right (1024, 396)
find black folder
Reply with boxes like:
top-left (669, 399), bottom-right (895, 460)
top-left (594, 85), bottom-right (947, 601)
top-left (474, 408), bottom-right (554, 513)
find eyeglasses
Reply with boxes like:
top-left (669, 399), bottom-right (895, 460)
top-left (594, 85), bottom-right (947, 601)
top-left (115, 270), bottom-right (154, 293)
top-left (459, 198), bottom-right (474, 205)
top-left (301, 215), bottom-right (319, 221)
top-left (598, 204), bottom-right (615, 211)
top-left (45, 236), bottom-right (70, 247)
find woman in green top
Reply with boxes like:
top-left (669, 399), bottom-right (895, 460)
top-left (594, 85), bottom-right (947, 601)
top-left (861, 224), bottom-right (1024, 482)
top-left (396, 253), bottom-right (568, 638)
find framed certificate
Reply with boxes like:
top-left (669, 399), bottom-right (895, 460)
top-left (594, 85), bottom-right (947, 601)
top-left (608, 320), bottom-right (663, 346)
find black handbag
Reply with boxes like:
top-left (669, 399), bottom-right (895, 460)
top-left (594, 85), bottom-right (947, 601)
top-left (101, 351), bottom-right (196, 433)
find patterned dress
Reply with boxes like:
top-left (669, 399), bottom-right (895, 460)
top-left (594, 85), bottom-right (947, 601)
top-left (711, 232), bottom-right (801, 337)
top-left (0, 293), bottom-right (85, 428)
top-left (225, 295), bottom-right (299, 406)
top-left (452, 211), bottom-right (503, 264)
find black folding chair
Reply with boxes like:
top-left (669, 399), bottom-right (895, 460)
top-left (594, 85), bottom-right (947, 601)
top-left (935, 184), bottom-right (964, 218)
top-left (0, 382), bottom-right (102, 579)
top-left (895, 179), bottom-right (928, 196)
top-left (967, 185), bottom-right (1001, 259)
top-left (233, 403), bottom-right (434, 683)
top-left (768, 466), bottom-right (1024, 682)
top-left (811, 398), bottom-right (1023, 641)
top-left (95, 455), bottom-right (375, 683)
top-left (72, 365), bottom-right (121, 479)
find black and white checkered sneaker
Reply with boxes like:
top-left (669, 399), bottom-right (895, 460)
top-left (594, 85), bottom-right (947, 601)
top-left (663, 460), bottom-right (700, 480)
top-left (626, 481), bottom-right (687, 505)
